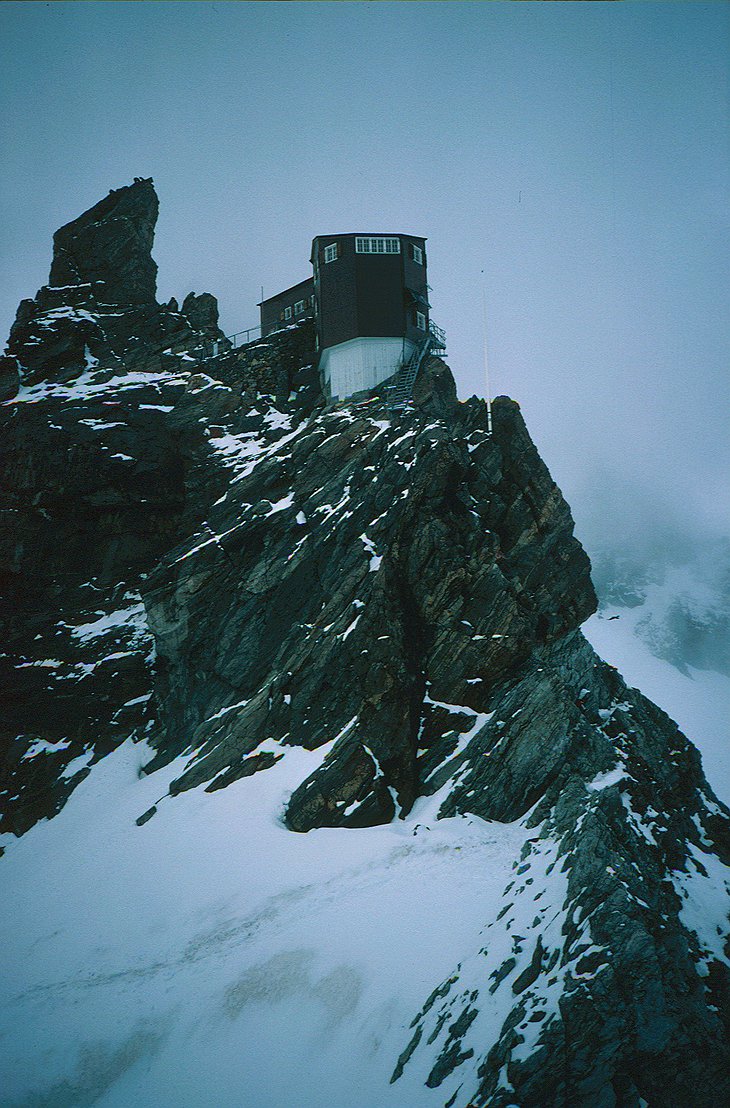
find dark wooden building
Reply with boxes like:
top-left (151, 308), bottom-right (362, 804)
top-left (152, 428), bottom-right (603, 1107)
top-left (258, 232), bottom-right (433, 401)
top-left (310, 233), bottom-right (429, 400)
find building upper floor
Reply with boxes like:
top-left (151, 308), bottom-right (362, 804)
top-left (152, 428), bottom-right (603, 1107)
top-left (259, 277), bottom-right (315, 338)
top-left (310, 233), bottom-right (429, 352)
top-left (258, 233), bottom-right (430, 347)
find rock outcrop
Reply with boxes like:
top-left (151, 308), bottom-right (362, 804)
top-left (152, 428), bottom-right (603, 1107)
top-left (1, 180), bottom-right (243, 833)
top-left (181, 291), bottom-right (221, 338)
top-left (1, 181), bottom-right (728, 1107)
top-left (139, 392), bottom-right (594, 822)
top-left (0, 179), bottom-right (226, 397)
top-left (49, 178), bottom-right (159, 305)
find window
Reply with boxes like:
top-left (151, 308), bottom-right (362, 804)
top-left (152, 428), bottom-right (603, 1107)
top-left (284, 306), bottom-right (292, 320)
top-left (355, 237), bottom-right (400, 254)
top-left (309, 294), bottom-right (315, 307)
top-left (411, 244), bottom-right (423, 265)
top-left (294, 300), bottom-right (305, 314)
top-left (324, 242), bottom-right (338, 263)
top-left (416, 311), bottom-right (426, 331)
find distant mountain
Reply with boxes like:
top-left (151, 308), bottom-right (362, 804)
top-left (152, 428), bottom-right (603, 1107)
top-left (585, 539), bottom-right (730, 808)
top-left (592, 540), bottom-right (730, 678)
top-left (1, 181), bottom-right (729, 1108)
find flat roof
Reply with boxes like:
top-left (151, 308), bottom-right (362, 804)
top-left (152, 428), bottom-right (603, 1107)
top-left (310, 233), bottom-right (426, 262)
top-left (258, 275), bottom-right (314, 307)
top-left (311, 232), bottom-right (427, 240)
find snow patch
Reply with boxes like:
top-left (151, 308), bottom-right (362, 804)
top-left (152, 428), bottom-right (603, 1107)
top-left (586, 765), bottom-right (627, 792)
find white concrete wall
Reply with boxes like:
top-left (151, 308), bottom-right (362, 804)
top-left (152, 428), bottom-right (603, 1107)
top-left (320, 337), bottom-right (414, 401)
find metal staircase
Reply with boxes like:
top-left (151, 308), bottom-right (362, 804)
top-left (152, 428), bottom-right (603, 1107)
top-left (387, 320), bottom-right (446, 408)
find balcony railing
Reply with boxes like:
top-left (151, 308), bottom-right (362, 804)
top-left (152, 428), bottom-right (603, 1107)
top-left (428, 319), bottom-right (447, 354)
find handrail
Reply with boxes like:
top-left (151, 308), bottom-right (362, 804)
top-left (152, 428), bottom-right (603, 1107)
top-left (220, 325), bottom-right (261, 350)
top-left (428, 320), bottom-right (446, 352)
top-left (388, 337), bottom-right (431, 409)
top-left (119, 315), bottom-right (440, 400)
top-left (387, 318), bottom-right (447, 408)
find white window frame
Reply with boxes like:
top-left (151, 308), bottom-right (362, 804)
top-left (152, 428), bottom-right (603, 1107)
top-left (355, 236), bottom-right (401, 255)
top-left (324, 242), bottom-right (338, 263)
top-left (284, 306), bottom-right (292, 320)
top-left (416, 310), bottom-right (426, 331)
top-left (411, 244), bottom-right (423, 264)
top-left (294, 300), bottom-right (305, 314)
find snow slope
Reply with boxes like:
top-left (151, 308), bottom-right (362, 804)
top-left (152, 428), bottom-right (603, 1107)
top-left (2, 604), bottom-right (727, 1108)
top-left (584, 606), bottom-right (730, 805)
top-left (0, 739), bottom-right (540, 1108)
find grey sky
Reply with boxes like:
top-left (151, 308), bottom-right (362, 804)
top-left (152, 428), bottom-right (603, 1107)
top-left (1, 1), bottom-right (728, 552)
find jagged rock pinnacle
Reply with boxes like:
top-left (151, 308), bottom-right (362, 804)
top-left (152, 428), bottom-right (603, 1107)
top-left (0, 180), bottom-right (223, 395)
top-left (49, 178), bottom-right (159, 305)
top-left (182, 291), bottom-right (220, 338)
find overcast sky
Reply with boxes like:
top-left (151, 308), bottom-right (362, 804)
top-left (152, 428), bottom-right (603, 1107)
top-left (1, 1), bottom-right (728, 554)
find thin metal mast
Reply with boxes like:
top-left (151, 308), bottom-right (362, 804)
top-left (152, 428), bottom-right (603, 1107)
top-left (481, 269), bottom-right (493, 434)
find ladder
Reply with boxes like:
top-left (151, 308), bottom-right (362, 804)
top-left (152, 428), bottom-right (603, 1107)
top-left (388, 320), bottom-right (447, 408)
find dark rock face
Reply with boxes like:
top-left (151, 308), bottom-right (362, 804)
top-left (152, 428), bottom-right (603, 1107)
top-left (0, 180), bottom-right (261, 833)
top-left (412, 353), bottom-right (459, 416)
top-left (49, 179), bottom-right (158, 305)
top-left (1, 180), bottom-right (226, 396)
top-left (399, 632), bottom-right (730, 1106)
top-left (1, 180), bottom-right (729, 1106)
top-left (182, 291), bottom-right (220, 337)
top-left (139, 393), bottom-right (594, 810)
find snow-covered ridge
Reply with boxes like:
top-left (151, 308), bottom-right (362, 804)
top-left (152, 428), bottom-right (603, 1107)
top-left (584, 606), bottom-right (730, 805)
top-left (0, 738), bottom-right (534, 1108)
top-left (6, 363), bottom-right (189, 405)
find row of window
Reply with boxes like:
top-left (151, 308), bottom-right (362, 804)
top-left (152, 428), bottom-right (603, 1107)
top-left (281, 294), bottom-right (315, 321)
top-left (322, 239), bottom-right (424, 264)
top-left (355, 237), bottom-right (400, 255)
top-left (281, 300), bottom-right (426, 330)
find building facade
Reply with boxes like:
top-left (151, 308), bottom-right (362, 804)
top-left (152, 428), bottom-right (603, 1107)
top-left (311, 233), bottom-right (429, 401)
top-left (258, 232), bottom-right (431, 401)
top-left (259, 277), bottom-right (315, 337)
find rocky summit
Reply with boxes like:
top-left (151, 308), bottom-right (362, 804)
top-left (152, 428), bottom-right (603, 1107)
top-left (1, 182), bottom-right (729, 1108)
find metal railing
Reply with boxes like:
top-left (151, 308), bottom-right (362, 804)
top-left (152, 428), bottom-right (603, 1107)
top-left (217, 325), bottom-right (261, 352)
top-left (386, 319), bottom-right (447, 408)
top-left (124, 323), bottom-right (262, 373)
top-left (201, 313), bottom-right (314, 358)
top-left (428, 320), bottom-right (447, 355)
top-left (119, 314), bottom-right (442, 404)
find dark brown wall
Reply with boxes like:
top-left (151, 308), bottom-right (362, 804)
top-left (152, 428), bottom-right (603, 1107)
top-left (403, 239), bottom-right (429, 343)
top-left (312, 235), bottom-right (428, 351)
top-left (259, 277), bottom-right (314, 336)
top-left (313, 238), bottom-right (358, 350)
top-left (354, 253), bottom-right (405, 339)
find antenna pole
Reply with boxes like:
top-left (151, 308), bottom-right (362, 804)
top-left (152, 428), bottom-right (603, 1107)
top-left (481, 269), bottom-right (493, 433)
